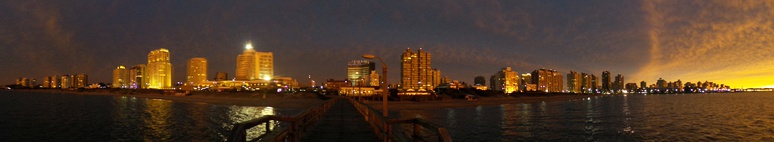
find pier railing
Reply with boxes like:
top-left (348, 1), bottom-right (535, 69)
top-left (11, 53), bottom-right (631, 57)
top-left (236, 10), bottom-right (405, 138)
top-left (227, 97), bottom-right (338, 142)
top-left (345, 97), bottom-right (452, 142)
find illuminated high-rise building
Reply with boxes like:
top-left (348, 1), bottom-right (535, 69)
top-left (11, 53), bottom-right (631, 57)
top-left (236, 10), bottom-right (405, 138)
top-left (400, 48), bottom-right (436, 90)
top-left (147, 48), bottom-right (172, 89)
top-left (113, 66), bottom-right (129, 88)
top-left (347, 60), bottom-right (375, 86)
top-left (50, 75), bottom-right (59, 88)
top-left (60, 75), bottom-right (71, 89)
top-left (369, 71), bottom-right (380, 87)
top-left (640, 81), bottom-right (647, 90)
top-left (567, 71), bottom-right (582, 93)
top-left (75, 74), bottom-right (88, 88)
top-left (43, 76), bottom-right (52, 88)
top-left (186, 58), bottom-right (207, 85)
top-left (130, 64), bottom-right (147, 89)
top-left (520, 73), bottom-right (536, 91)
top-left (531, 69), bottom-right (563, 92)
top-left (591, 74), bottom-right (599, 93)
top-left (613, 74), bottom-right (624, 93)
top-left (581, 73), bottom-right (593, 93)
top-left (236, 43), bottom-right (273, 81)
top-left (431, 69), bottom-right (441, 88)
top-left (491, 67), bottom-right (519, 93)
top-left (601, 71), bottom-right (611, 93)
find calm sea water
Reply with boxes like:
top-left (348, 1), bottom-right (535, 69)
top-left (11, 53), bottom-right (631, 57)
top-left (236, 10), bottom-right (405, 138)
top-left (0, 91), bottom-right (298, 141)
top-left (3, 91), bottom-right (774, 141)
top-left (398, 92), bottom-right (774, 141)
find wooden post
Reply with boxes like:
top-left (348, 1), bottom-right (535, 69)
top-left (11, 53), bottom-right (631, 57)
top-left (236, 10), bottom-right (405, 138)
top-left (414, 123), bottom-right (421, 142)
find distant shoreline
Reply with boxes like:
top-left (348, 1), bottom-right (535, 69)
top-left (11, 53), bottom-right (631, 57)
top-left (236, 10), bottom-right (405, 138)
top-left (1, 89), bottom-right (326, 109)
top-left (3, 89), bottom-right (610, 111)
top-left (364, 94), bottom-right (603, 111)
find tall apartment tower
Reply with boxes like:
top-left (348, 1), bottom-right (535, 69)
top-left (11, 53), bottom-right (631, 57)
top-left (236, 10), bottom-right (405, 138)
top-left (43, 76), bottom-right (52, 88)
top-left (581, 73), bottom-right (593, 93)
top-left (130, 64), bottom-right (147, 89)
top-left (347, 60), bottom-right (375, 86)
top-left (591, 74), bottom-right (599, 93)
top-left (567, 71), bottom-right (582, 93)
top-left (147, 48), bottom-right (172, 89)
top-left (601, 71), bottom-right (611, 93)
top-left (491, 67), bottom-right (519, 93)
top-left (113, 65), bottom-right (129, 88)
top-left (75, 74), bottom-right (88, 88)
top-left (61, 75), bottom-right (71, 88)
top-left (531, 69), bottom-right (563, 92)
top-left (400, 48), bottom-right (436, 90)
top-left (613, 74), bottom-right (624, 93)
top-left (187, 58), bottom-right (208, 85)
top-left (50, 75), bottom-right (59, 88)
top-left (236, 43), bottom-right (273, 81)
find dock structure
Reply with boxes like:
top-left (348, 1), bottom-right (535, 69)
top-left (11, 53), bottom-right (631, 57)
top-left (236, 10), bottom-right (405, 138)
top-left (227, 97), bottom-right (452, 142)
top-left (300, 99), bottom-right (381, 141)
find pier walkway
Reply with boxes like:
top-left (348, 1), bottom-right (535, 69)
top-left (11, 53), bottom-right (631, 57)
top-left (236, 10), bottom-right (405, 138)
top-left (300, 99), bottom-right (380, 141)
top-left (227, 97), bottom-right (452, 142)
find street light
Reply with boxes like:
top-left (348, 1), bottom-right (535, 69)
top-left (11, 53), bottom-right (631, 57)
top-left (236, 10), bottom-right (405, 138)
top-left (362, 54), bottom-right (389, 118)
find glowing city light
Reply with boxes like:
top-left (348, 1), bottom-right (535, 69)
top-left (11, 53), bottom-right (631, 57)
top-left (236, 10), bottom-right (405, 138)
top-left (245, 43), bottom-right (253, 50)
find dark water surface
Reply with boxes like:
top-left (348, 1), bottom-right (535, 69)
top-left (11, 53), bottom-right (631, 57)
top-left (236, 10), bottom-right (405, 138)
top-left (4, 91), bottom-right (774, 141)
top-left (398, 92), bottom-right (774, 141)
top-left (0, 91), bottom-right (297, 141)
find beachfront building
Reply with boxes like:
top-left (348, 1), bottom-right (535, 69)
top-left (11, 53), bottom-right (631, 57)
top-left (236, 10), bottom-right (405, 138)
top-left (531, 69), bottom-right (563, 92)
top-left (520, 73), bottom-right (536, 91)
top-left (567, 71), bottom-right (582, 93)
top-left (130, 64), bottom-right (147, 89)
top-left (42, 76), bottom-right (52, 88)
top-left (613, 74), bottom-right (624, 93)
top-left (236, 43), bottom-right (273, 81)
top-left (601, 71), bottom-right (611, 93)
top-left (186, 58), bottom-right (208, 86)
top-left (60, 75), bottom-right (71, 88)
top-left (113, 66), bottom-right (129, 88)
top-left (491, 67), bottom-right (519, 93)
top-left (399, 48), bottom-right (442, 91)
top-left (74, 74), bottom-right (88, 88)
top-left (49, 75), bottom-right (60, 88)
top-left (581, 73), bottom-right (593, 93)
top-left (347, 60), bottom-right (375, 86)
top-left (147, 48), bottom-right (172, 89)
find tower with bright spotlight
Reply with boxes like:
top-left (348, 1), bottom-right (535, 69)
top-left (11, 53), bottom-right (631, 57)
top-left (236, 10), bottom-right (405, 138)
top-left (236, 43), bottom-right (274, 81)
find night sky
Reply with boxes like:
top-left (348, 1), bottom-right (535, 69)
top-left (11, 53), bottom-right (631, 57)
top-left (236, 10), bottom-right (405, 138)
top-left (1, 0), bottom-right (773, 88)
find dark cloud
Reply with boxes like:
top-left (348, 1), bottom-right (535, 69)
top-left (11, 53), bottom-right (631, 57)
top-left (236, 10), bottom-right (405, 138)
top-left (0, 0), bottom-right (771, 87)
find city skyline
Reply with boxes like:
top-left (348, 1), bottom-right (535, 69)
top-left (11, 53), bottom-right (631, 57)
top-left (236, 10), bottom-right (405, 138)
top-left (1, 1), bottom-right (773, 88)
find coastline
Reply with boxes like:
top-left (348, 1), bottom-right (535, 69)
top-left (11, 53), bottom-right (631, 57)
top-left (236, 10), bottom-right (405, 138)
top-left (365, 94), bottom-right (603, 111)
top-left (1, 89), bottom-right (326, 109)
top-left (3, 89), bottom-right (603, 111)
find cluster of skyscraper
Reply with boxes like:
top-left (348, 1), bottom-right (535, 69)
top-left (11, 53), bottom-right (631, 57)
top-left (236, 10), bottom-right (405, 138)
top-left (636, 78), bottom-right (731, 93)
top-left (113, 48), bottom-right (176, 89)
top-left (487, 68), bottom-right (564, 93)
top-left (112, 43), bottom-right (297, 91)
top-left (14, 74), bottom-right (88, 89)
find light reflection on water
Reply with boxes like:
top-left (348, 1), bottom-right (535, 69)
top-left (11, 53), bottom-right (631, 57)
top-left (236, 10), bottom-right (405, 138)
top-left (399, 92), bottom-right (774, 141)
top-left (0, 92), bottom-right (295, 141)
